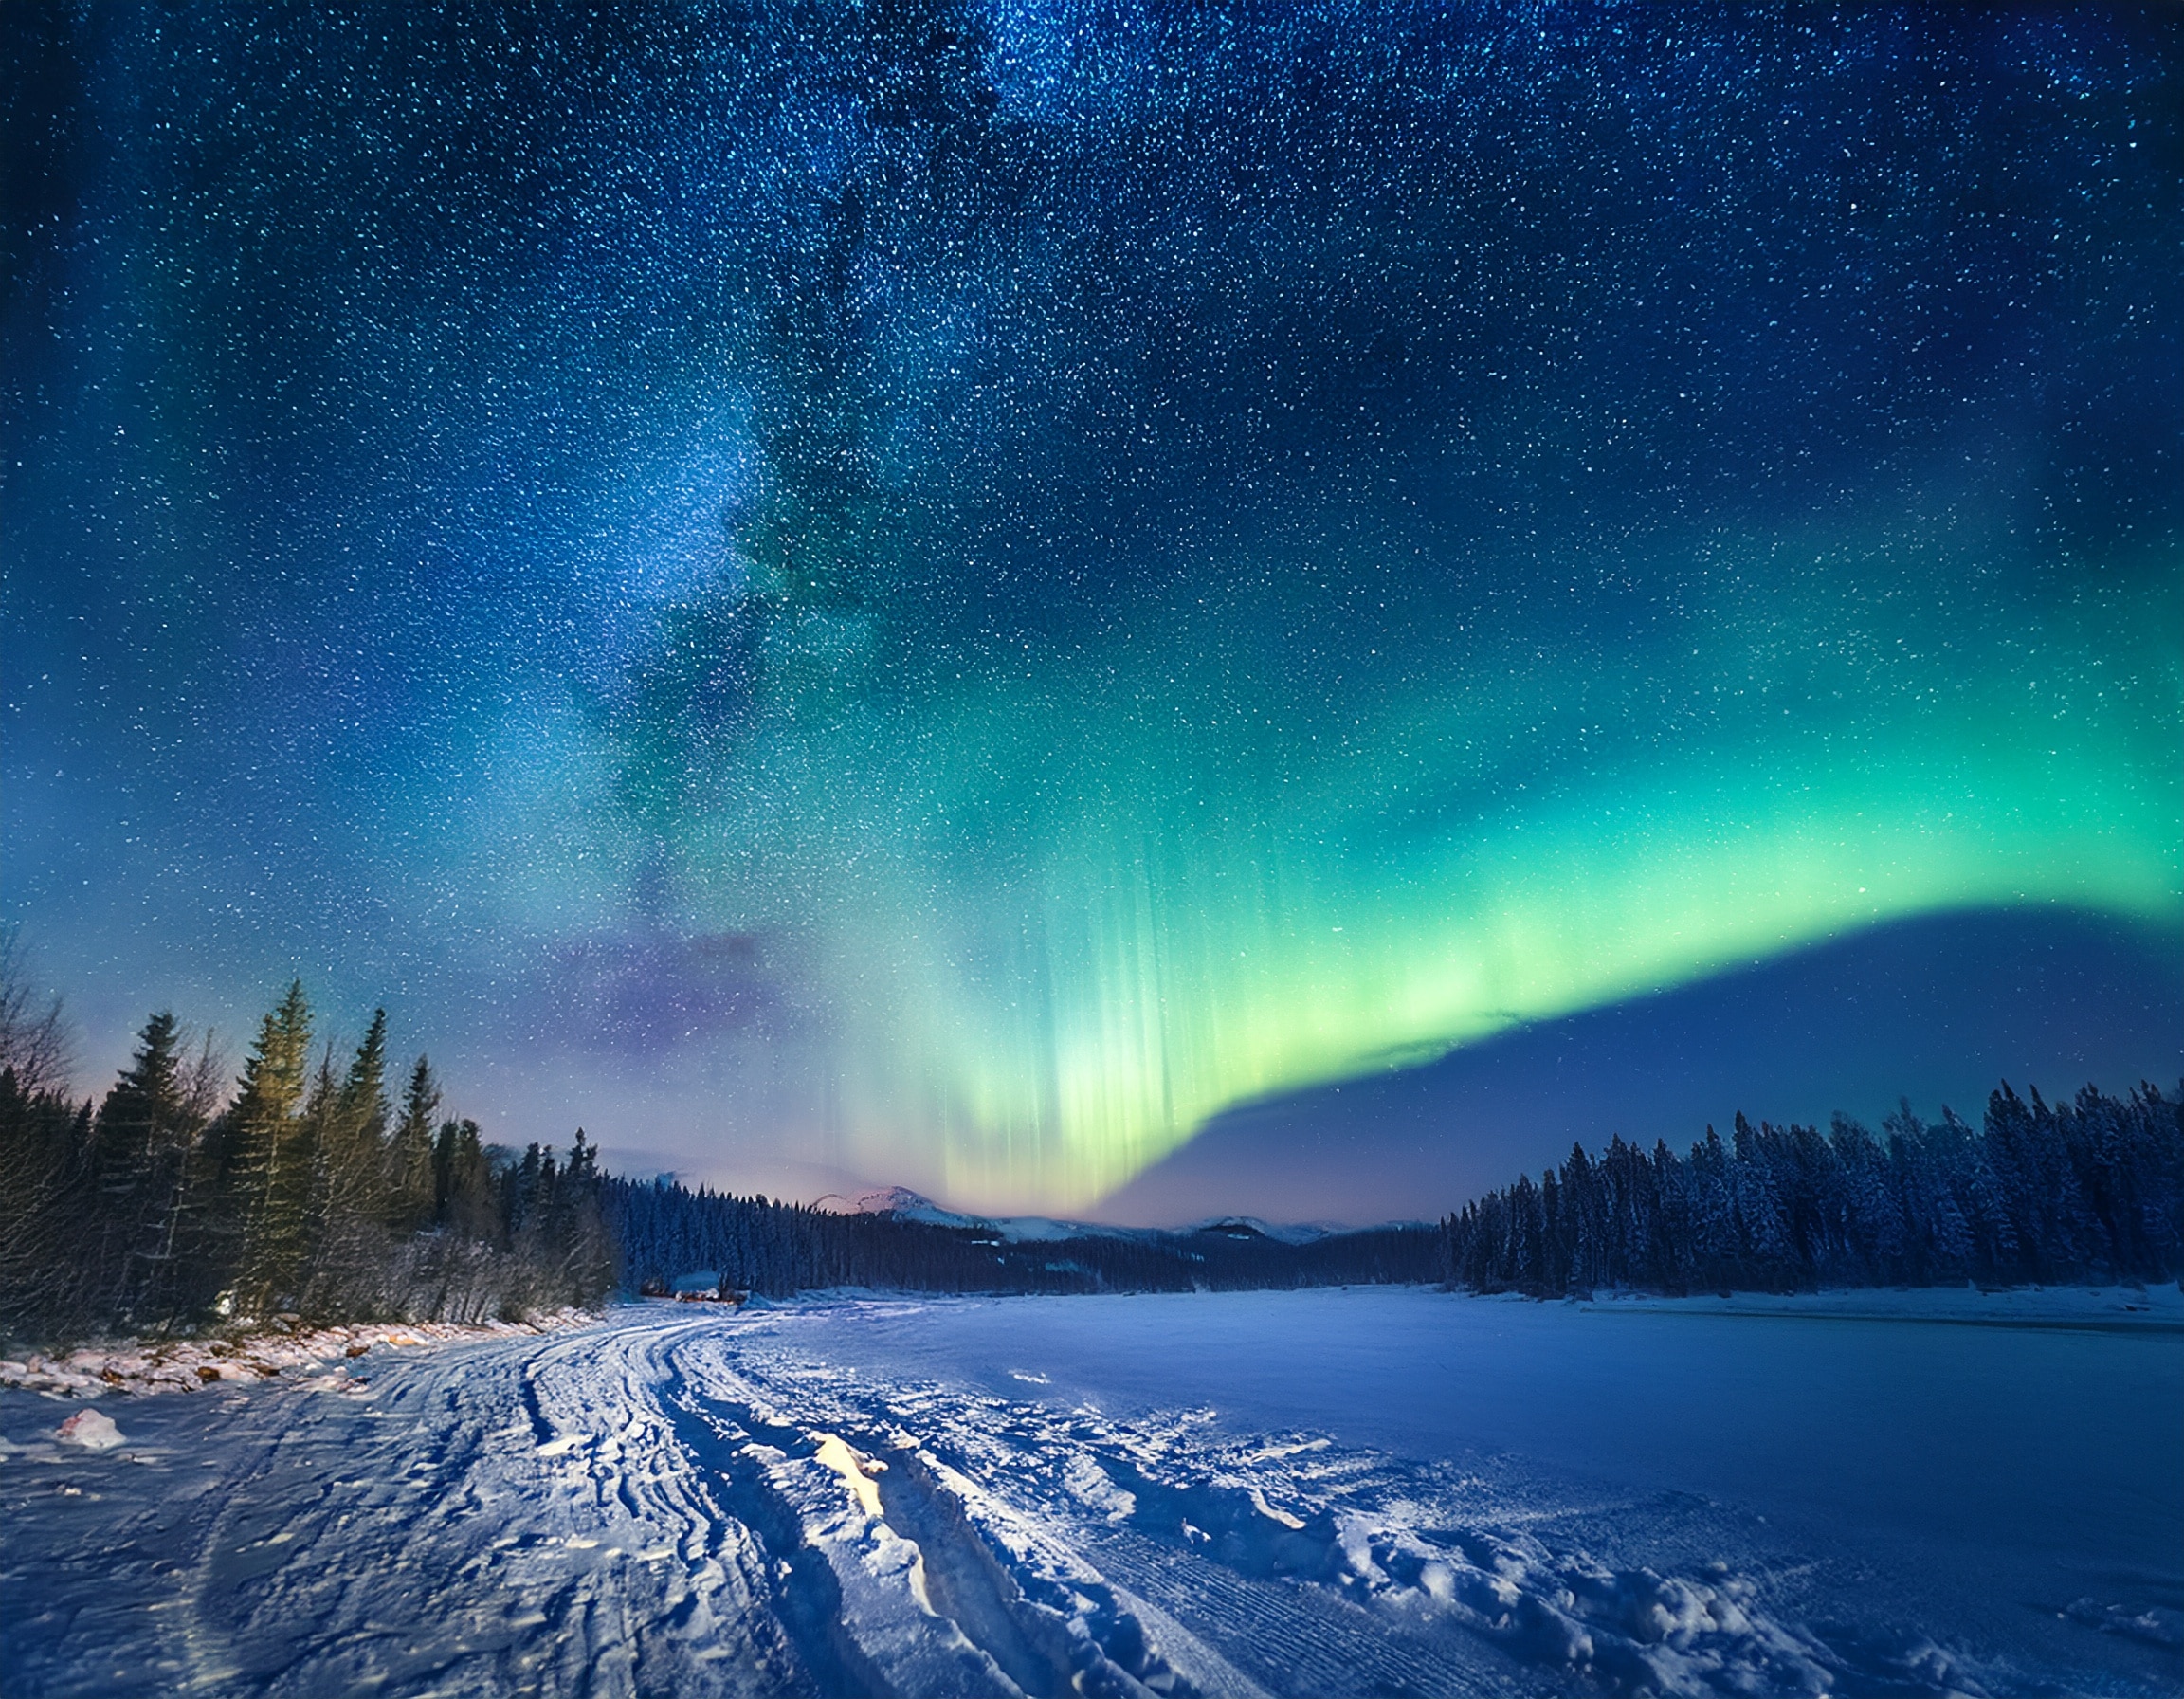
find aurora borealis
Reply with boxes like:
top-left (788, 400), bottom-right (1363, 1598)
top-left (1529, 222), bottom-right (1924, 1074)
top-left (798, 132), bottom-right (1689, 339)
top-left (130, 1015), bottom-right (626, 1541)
top-left (5, 4), bottom-right (2179, 1214)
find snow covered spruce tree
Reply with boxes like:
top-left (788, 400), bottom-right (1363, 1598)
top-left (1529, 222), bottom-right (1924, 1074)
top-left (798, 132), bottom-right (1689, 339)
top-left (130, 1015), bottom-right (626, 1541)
top-left (223, 980), bottom-right (316, 1315)
top-left (1445, 1081), bottom-right (2184, 1297)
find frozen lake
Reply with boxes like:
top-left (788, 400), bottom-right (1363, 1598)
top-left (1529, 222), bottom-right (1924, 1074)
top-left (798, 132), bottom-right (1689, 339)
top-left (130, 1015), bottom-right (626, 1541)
top-left (3, 1287), bottom-right (2178, 1696)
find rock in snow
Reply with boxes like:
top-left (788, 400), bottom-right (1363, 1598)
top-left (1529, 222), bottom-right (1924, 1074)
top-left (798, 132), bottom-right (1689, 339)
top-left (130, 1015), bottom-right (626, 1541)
top-left (54, 1408), bottom-right (124, 1451)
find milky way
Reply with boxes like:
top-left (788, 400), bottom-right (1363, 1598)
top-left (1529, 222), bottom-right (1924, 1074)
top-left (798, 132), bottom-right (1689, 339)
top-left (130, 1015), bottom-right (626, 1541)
top-left (5, 3), bottom-right (2179, 1208)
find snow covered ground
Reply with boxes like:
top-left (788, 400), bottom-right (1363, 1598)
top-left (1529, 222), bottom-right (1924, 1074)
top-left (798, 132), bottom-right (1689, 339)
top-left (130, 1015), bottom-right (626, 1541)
top-left (2, 1287), bottom-right (2178, 1697)
top-left (0, 1312), bottom-right (597, 1399)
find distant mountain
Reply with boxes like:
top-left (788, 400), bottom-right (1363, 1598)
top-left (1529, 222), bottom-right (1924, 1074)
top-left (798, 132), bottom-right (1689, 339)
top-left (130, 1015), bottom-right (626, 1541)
top-left (1178, 1216), bottom-right (1336, 1246)
top-left (812, 1186), bottom-right (962, 1221)
top-left (812, 1190), bottom-right (1351, 1246)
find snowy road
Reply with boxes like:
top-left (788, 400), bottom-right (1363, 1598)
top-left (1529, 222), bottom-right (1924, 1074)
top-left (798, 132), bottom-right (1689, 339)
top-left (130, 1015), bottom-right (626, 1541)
top-left (4, 1290), bottom-right (2179, 1697)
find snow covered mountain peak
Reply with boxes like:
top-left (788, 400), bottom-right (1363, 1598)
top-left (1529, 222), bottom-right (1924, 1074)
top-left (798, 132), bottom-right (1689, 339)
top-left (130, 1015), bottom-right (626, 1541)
top-left (811, 1186), bottom-right (980, 1226)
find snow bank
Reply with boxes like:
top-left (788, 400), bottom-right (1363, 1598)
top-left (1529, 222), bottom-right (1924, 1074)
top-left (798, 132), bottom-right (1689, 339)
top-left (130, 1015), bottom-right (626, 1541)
top-left (0, 1306), bottom-right (597, 1399)
top-left (2066, 1599), bottom-right (2184, 1649)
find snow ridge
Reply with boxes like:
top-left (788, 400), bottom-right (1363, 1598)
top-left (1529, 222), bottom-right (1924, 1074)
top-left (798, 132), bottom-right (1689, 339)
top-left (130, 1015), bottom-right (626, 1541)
top-left (662, 1343), bottom-right (1250, 1697)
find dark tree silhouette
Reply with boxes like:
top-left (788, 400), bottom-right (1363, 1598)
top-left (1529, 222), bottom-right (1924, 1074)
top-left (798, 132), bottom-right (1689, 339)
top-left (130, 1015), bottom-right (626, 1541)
top-left (0, 982), bottom-right (614, 1343)
top-left (1446, 1083), bottom-right (2184, 1297)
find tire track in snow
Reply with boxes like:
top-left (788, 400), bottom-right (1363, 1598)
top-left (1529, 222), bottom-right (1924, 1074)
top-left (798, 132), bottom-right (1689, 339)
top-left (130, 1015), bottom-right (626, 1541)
top-left (164, 1329), bottom-right (651, 1696)
top-left (661, 1327), bottom-right (1248, 1699)
top-left (489, 1316), bottom-right (806, 1696)
top-left (8, 1314), bottom-right (796, 1696)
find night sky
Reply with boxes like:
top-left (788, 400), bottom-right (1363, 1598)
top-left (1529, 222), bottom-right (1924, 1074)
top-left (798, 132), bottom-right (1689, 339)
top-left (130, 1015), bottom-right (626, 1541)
top-left (5, 3), bottom-right (2179, 1215)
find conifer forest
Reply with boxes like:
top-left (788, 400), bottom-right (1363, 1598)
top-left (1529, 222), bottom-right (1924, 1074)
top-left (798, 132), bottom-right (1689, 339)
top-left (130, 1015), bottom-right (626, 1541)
top-left (0, 964), bottom-right (613, 1343)
top-left (1445, 1085), bottom-right (2184, 1298)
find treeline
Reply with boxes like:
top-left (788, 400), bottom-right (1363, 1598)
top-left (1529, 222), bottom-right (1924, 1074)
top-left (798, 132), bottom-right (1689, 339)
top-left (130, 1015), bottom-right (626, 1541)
top-left (0, 982), bottom-right (612, 1343)
top-left (1446, 1081), bottom-right (2184, 1297)
top-left (11, 933), bottom-right (2174, 1328)
top-left (604, 1178), bottom-right (1444, 1297)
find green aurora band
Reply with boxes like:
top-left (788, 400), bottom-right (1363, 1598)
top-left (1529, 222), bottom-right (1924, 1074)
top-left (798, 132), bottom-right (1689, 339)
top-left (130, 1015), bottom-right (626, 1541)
top-left (536, 502), bottom-right (2179, 1213)
top-left (10, 5), bottom-right (2180, 1214)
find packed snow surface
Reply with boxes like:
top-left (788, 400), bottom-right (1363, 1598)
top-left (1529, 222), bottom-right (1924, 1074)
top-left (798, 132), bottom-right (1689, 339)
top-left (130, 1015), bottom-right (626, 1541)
top-left (2, 1287), bottom-right (2178, 1696)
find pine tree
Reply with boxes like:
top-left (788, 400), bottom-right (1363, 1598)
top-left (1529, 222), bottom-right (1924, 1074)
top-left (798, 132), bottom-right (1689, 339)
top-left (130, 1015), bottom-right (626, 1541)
top-left (337, 1011), bottom-right (391, 1160)
top-left (0, 1069), bottom-right (95, 1334)
top-left (1646, 1139), bottom-right (1684, 1290)
top-left (546, 1130), bottom-right (611, 1304)
top-left (91, 1013), bottom-right (209, 1321)
top-left (294, 1047), bottom-right (348, 1311)
top-left (230, 981), bottom-right (315, 1315)
top-left (322, 1014), bottom-right (395, 1288)
top-left (1729, 1113), bottom-right (1796, 1288)
top-left (435, 1118), bottom-right (500, 1245)
top-left (1829, 1112), bottom-right (1902, 1282)
top-left (286, 1014), bottom-right (401, 1316)
top-left (1685, 1126), bottom-right (1738, 1293)
top-left (384, 1055), bottom-right (440, 1233)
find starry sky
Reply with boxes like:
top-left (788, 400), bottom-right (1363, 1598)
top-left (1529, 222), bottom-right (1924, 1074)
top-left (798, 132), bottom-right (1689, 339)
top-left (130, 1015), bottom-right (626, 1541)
top-left (5, 2), bottom-right (2179, 1215)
